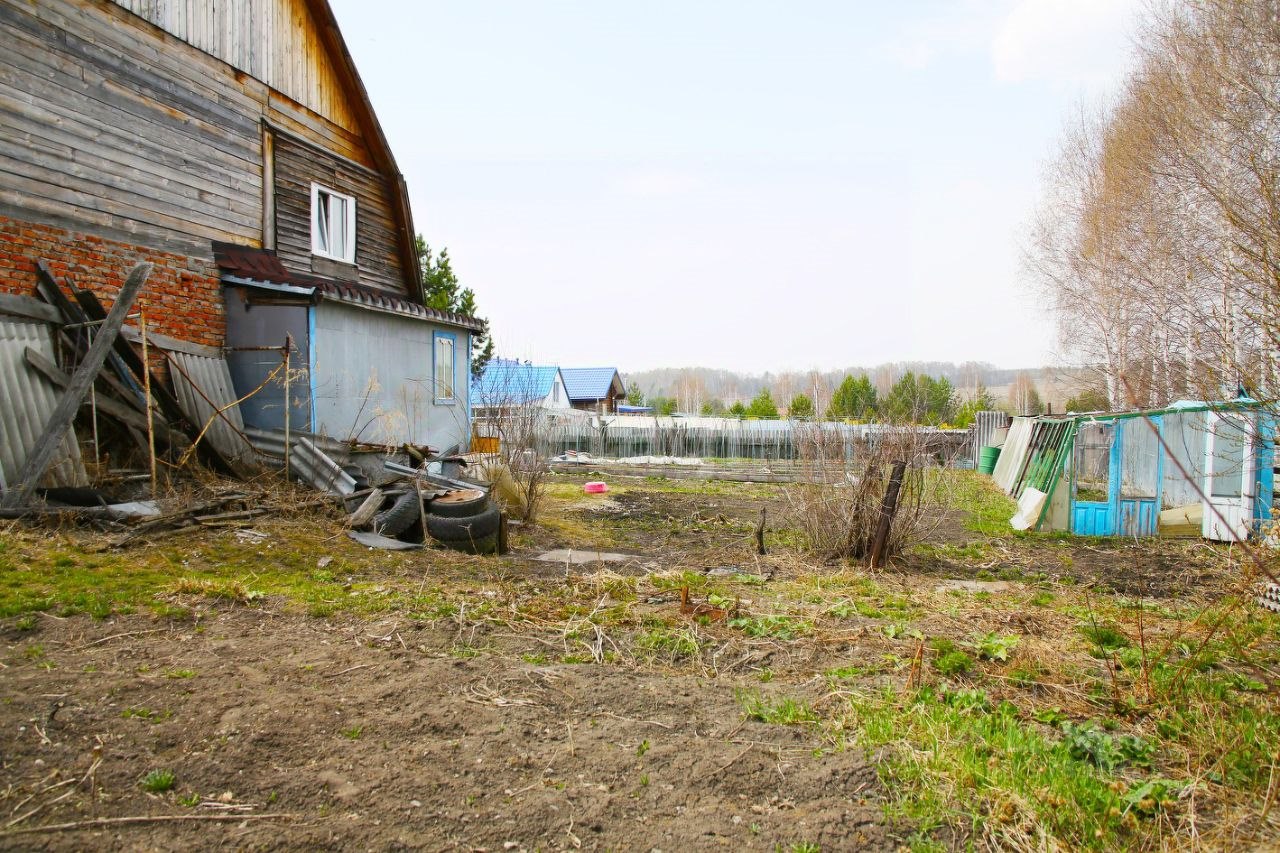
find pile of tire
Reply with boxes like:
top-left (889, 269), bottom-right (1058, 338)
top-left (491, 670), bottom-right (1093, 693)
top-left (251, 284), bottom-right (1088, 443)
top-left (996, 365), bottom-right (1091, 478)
top-left (424, 488), bottom-right (501, 555)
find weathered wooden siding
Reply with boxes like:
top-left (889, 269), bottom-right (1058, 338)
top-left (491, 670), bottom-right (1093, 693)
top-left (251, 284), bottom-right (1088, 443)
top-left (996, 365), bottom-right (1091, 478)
top-left (0, 0), bottom-right (264, 257)
top-left (273, 132), bottom-right (404, 294)
top-left (112, 0), bottom-right (359, 134)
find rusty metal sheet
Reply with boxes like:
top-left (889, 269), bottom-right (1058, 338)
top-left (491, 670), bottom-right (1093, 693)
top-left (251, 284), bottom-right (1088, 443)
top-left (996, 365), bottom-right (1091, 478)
top-left (167, 351), bottom-right (260, 478)
top-left (0, 318), bottom-right (87, 488)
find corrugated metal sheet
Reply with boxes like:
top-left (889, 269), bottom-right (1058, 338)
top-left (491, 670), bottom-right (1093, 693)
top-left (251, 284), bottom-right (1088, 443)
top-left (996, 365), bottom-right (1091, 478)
top-left (971, 410), bottom-right (1011, 467)
top-left (0, 318), bottom-right (87, 488)
top-left (167, 351), bottom-right (261, 477)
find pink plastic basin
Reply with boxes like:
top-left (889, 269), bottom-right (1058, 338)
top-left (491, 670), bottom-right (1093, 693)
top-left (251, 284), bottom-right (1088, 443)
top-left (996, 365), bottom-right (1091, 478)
top-left (583, 481), bottom-right (608, 494)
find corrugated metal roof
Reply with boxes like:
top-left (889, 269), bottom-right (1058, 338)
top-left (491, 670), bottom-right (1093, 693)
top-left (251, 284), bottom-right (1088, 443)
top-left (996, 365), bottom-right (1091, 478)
top-left (167, 351), bottom-right (261, 478)
top-left (212, 242), bottom-right (484, 332)
top-left (472, 360), bottom-right (561, 406)
top-left (561, 367), bottom-right (623, 401)
top-left (0, 318), bottom-right (87, 488)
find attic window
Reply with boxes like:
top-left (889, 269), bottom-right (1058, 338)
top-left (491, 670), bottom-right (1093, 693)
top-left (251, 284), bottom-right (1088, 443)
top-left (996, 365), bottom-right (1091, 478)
top-left (311, 183), bottom-right (356, 263)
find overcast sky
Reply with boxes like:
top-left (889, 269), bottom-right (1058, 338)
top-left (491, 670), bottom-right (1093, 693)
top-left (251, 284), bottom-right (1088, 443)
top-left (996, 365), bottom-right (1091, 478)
top-left (329, 0), bottom-right (1143, 373)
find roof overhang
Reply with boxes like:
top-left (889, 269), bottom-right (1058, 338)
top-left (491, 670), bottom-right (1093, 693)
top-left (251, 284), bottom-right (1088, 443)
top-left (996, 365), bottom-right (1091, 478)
top-left (214, 242), bottom-right (483, 332)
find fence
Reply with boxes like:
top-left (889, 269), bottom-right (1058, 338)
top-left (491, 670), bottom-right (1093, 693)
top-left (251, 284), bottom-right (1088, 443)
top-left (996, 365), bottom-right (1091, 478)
top-left (474, 415), bottom-right (970, 464)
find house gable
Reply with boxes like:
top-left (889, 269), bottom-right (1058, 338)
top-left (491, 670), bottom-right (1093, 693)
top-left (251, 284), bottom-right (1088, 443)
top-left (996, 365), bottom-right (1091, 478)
top-left (0, 0), bottom-right (422, 348)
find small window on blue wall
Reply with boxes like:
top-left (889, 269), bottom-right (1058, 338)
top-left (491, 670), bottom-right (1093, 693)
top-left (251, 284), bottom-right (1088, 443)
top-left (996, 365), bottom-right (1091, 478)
top-left (434, 332), bottom-right (456, 402)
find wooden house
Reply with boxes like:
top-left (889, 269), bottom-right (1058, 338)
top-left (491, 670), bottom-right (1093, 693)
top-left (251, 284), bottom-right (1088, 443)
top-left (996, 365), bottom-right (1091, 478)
top-left (561, 367), bottom-right (626, 414)
top-left (0, 0), bottom-right (479, 451)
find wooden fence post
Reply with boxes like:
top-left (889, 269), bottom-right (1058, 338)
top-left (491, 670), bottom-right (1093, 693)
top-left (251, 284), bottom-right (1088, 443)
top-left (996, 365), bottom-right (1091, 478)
top-left (868, 460), bottom-right (908, 568)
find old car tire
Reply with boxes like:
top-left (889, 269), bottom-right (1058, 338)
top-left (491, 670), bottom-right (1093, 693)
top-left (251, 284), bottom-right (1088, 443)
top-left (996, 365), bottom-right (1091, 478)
top-left (426, 505), bottom-right (500, 542)
top-left (373, 490), bottom-right (421, 537)
top-left (437, 531), bottom-right (499, 555)
top-left (427, 489), bottom-right (489, 518)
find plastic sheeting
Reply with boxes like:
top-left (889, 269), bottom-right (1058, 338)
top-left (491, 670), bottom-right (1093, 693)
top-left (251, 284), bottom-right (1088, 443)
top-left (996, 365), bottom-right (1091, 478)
top-left (991, 417), bottom-right (1034, 495)
top-left (1161, 410), bottom-right (1207, 509)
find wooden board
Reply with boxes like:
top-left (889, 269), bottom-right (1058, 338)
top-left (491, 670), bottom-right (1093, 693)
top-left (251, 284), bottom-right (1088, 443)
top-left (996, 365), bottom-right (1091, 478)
top-left (272, 131), bottom-right (405, 295)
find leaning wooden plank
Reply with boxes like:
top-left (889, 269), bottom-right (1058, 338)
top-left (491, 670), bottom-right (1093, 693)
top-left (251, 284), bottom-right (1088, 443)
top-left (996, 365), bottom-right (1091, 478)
top-left (22, 347), bottom-right (189, 451)
top-left (71, 286), bottom-right (189, 427)
top-left (0, 262), bottom-right (150, 508)
top-left (35, 261), bottom-right (144, 407)
top-left (0, 292), bottom-right (61, 324)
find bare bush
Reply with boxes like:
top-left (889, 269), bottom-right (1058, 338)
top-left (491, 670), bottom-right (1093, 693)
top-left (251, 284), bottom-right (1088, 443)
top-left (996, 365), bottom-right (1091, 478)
top-left (472, 362), bottom-right (555, 523)
top-left (783, 422), bottom-right (943, 563)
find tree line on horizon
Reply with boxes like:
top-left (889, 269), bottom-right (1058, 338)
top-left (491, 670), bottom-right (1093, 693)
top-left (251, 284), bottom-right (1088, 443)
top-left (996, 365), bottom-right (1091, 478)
top-left (626, 371), bottom-right (1108, 426)
top-left (623, 362), bottom-right (1109, 425)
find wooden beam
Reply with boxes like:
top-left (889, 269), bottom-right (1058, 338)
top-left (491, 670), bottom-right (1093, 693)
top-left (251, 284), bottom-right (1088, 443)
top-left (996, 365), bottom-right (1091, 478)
top-left (73, 288), bottom-right (190, 426)
top-left (0, 292), bottom-right (61, 324)
top-left (23, 346), bottom-right (187, 450)
top-left (119, 325), bottom-right (222, 359)
top-left (262, 124), bottom-right (276, 250)
top-left (1, 262), bottom-right (151, 508)
top-left (36, 261), bottom-right (144, 407)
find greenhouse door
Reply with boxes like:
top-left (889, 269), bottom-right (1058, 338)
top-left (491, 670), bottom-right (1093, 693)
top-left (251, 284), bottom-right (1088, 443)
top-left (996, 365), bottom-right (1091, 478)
top-left (1202, 413), bottom-right (1254, 542)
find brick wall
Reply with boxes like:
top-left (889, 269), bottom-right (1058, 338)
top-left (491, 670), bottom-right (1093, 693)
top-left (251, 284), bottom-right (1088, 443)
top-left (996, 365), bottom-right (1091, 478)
top-left (0, 215), bottom-right (224, 347)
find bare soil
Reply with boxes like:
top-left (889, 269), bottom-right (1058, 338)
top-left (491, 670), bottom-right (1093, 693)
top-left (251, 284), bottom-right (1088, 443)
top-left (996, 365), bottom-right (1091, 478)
top-left (0, 472), bottom-right (1256, 851)
top-left (0, 608), bottom-right (886, 852)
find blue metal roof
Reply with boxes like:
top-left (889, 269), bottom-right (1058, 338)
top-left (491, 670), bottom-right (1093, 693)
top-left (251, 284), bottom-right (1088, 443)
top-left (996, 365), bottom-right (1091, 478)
top-left (472, 360), bottom-right (561, 406)
top-left (561, 367), bottom-right (622, 401)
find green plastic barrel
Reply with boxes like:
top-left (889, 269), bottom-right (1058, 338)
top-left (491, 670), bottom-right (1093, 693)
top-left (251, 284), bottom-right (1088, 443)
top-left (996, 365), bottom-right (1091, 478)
top-left (978, 445), bottom-right (1001, 475)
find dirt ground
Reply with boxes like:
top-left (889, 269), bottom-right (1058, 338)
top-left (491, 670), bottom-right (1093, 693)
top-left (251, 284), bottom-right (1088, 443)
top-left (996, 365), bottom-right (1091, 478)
top-left (0, 471), bottom-right (1269, 851)
top-left (1, 609), bottom-right (884, 852)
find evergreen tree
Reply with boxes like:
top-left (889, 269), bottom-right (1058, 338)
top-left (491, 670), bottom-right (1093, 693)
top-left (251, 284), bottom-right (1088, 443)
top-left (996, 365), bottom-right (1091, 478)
top-left (787, 393), bottom-right (815, 419)
top-left (884, 372), bottom-right (956, 425)
top-left (728, 400), bottom-right (747, 418)
top-left (700, 398), bottom-right (727, 416)
top-left (952, 385), bottom-right (998, 428)
top-left (826, 374), bottom-right (877, 420)
top-left (416, 236), bottom-right (493, 378)
top-left (745, 388), bottom-right (779, 418)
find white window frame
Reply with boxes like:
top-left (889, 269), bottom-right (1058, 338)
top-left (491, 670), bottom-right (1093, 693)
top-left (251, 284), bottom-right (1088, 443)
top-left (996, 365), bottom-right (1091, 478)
top-left (310, 182), bottom-right (357, 264)
top-left (433, 332), bottom-right (456, 404)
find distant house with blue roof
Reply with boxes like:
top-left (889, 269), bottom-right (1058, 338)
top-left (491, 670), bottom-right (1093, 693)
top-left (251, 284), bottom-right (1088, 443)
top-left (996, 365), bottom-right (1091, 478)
top-left (471, 359), bottom-right (570, 414)
top-left (561, 367), bottom-right (627, 414)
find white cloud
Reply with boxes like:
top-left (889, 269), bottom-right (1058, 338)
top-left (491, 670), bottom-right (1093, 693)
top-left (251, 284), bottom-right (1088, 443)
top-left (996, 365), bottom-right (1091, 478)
top-left (991, 0), bottom-right (1141, 86)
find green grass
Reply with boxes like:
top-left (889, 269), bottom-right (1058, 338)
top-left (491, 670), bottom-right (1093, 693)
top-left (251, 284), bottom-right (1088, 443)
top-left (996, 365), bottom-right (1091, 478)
top-left (937, 470), bottom-right (1019, 537)
top-left (635, 625), bottom-right (700, 660)
top-left (845, 687), bottom-right (1163, 850)
top-left (122, 706), bottom-right (171, 722)
top-left (728, 615), bottom-right (812, 640)
top-left (738, 691), bottom-right (818, 725)
top-left (140, 769), bottom-right (176, 793)
top-left (0, 525), bottom-right (464, 622)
